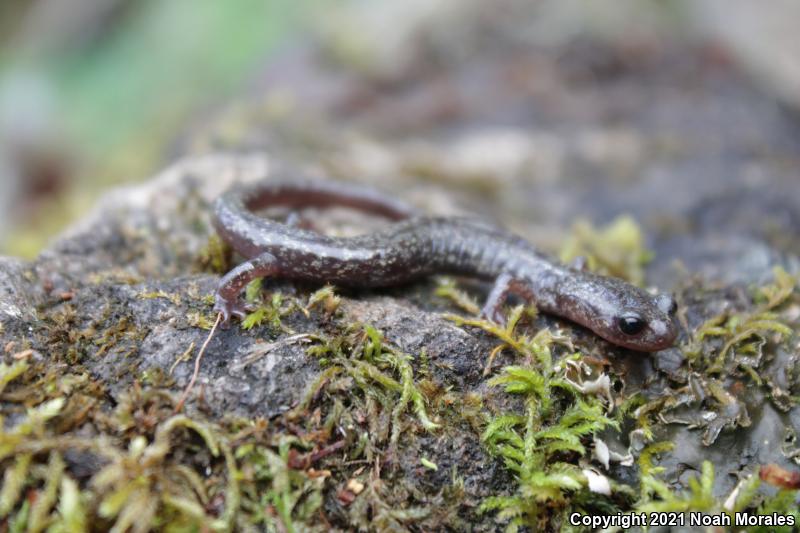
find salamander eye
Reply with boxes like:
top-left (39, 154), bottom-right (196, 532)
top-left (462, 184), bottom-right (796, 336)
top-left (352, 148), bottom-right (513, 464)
top-left (618, 315), bottom-right (646, 336)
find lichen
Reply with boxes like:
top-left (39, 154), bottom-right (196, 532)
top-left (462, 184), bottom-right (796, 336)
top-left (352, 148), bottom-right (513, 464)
top-left (683, 267), bottom-right (797, 395)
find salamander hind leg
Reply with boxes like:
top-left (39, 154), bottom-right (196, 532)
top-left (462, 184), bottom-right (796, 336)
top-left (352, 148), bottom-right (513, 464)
top-left (480, 273), bottom-right (535, 326)
top-left (214, 252), bottom-right (280, 327)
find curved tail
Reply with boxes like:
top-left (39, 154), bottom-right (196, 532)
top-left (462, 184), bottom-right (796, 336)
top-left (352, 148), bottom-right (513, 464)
top-left (228, 176), bottom-right (421, 221)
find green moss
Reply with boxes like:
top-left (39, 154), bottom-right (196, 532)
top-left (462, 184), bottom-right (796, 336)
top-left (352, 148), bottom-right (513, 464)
top-left (559, 215), bottom-right (652, 285)
top-left (186, 311), bottom-right (216, 330)
top-left (306, 285), bottom-right (341, 318)
top-left (241, 293), bottom-right (290, 332)
top-left (638, 460), bottom-right (717, 514)
top-left (0, 361), bottom-right (28, 395)
top-left (304, 324), bottom-right (440, 442)
top-left (0, 362), bottom-right (244, 532)
top-left (683, 267), bottom-right (797, 380)
top-left (634, 460), bottom-right (799, 533)
top-left (756, 489), bottom-right (800, 533)
top-left (435, 277), bottom-right (480, 315)
top-left (448, 309), bottom-right (619, 531)
top-left (196, 234), bottom-right (231, 275)
top-left (4, 252), bottom-right (799, 531)
top-left (244, 278), bottom-right (263, 304)
top-left (137, 290), bottom-right (182, 306)
top-left (447, 304), bottom-right (542, 362)
top-left (420, 458), bottom-right (438, 471)
top-left (638, 441), bottom-right (674, 480)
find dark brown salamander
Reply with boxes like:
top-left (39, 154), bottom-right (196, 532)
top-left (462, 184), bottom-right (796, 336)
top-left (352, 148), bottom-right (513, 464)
top-left (212, 179), bottom-right (678, 351)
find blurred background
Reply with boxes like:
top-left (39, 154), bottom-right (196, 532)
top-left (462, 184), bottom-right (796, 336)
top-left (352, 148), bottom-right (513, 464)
top-left (1, 0), bottom-right (799, 258)
top-left (0, 0), bottom-right (319, 256)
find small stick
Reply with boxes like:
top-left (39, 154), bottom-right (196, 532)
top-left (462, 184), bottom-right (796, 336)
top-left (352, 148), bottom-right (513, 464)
top-left (175, 312), bottom-right (222, 413)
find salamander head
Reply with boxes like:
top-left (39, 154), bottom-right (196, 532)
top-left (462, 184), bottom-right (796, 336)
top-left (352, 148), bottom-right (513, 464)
top-left (559, 273), bottom-right (679, 352)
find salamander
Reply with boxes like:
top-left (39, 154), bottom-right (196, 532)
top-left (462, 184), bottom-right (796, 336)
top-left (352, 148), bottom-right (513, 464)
top-left (212, 178), bottom-right (678, 351)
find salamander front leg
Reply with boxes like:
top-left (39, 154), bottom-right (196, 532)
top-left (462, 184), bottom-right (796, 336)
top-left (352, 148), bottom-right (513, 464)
top-left (214, 252), bottom-right (280, 327)
top-left (480, 273), bottom-right (535, 325)
top-left (481, 272), bottom-right (515, 324)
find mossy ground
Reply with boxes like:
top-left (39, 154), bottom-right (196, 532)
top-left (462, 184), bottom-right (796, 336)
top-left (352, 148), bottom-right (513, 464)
top-left (1, 216), bottom-right (799, 532)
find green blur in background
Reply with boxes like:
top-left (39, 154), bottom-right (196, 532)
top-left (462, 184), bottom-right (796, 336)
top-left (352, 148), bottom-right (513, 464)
top-left (0, 0), bottom-right (319, 257)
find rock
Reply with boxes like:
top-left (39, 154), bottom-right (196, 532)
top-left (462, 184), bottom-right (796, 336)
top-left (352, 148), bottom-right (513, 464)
top-left (0, 256), bottom-right (38, 324)
top-left (3, 4), bottom-right (800, 528)
top-left (0, 154), bottom-right (524, 529)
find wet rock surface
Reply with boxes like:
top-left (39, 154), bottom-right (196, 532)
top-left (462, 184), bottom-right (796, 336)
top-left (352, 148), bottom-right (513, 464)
top-left (2, 9), bottom-right (800, 531)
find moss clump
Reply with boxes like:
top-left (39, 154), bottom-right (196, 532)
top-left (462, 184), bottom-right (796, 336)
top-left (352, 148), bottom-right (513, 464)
top-left (195, 235), bottom-right (232, 275)
top-left (0, 362), bottom-right (240, 532)
top-left (435, 277), bottom-right (480, 315)
top-left (635, 458), bottom-right (800, 533)
top-left (241, 292), bottom-right (290, 332)
top-left (305, 324), bottom-right (439, 444)
top-left (683, 267), bottom-right (797, 387)
top-left (449, 307), bottom-right (621, 531)
top-left (235, 437), bottom-right (325, 531)
top-left (443, 266), bottom-right (800, 531)
top-left (306, 285), bottom-right (341, 318)
top-left (4, 216), bottom-right (800, 531)
top-left (559, 215), bottom-right (652, 286)
top-left (137, 290), bottom-right (182, 307)
top-left (240, 279), bottom-right (339, 333)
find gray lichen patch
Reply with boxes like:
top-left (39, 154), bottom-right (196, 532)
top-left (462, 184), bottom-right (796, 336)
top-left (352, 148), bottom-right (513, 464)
top-left (0, 257), bottom-right (40, 323)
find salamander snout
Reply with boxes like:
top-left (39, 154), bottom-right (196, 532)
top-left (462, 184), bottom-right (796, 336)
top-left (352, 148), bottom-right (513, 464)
top-left (611, 292), bottom-right (678, 351)
top-left (656, 293), bottom-right (678, 316)
top-left (559, 271), bottom-right (679, 351)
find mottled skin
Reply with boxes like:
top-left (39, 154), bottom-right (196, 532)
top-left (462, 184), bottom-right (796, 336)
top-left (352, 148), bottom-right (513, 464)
top-left (213, 179), bottom-right (678, 351)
